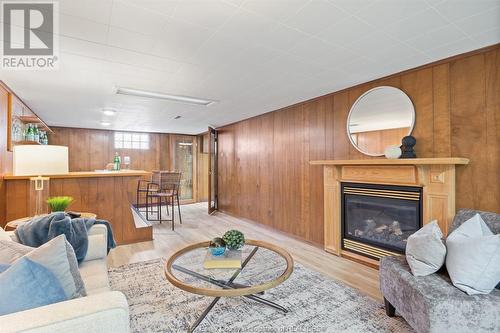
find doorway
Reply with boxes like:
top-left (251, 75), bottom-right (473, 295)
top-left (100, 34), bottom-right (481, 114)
top-left (171, 135), bottom-right (196, 204)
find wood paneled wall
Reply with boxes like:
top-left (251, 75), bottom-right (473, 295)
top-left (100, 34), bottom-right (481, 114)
top-left (48, 127), bottom-right (168, 172)
top-left (217, 45), bottom-right (500, 246)
top-left (0, 85), bottom-right (13, 225)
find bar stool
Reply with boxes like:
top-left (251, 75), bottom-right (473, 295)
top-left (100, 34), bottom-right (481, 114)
top-left (136, 171), bottom-right (160, 212)
top-left (146, 171), bottom-right (182, 230)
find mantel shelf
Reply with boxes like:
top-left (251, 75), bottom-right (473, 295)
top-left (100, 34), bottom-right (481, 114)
top-left (310, 157), bottom-right (469, 166)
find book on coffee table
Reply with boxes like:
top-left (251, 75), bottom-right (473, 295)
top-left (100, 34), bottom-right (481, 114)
top-left (203, 250), bottom-right (242, 269)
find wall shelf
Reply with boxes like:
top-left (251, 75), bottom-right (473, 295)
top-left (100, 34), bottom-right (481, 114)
top-left (14, 140), bottom-right (41, 146)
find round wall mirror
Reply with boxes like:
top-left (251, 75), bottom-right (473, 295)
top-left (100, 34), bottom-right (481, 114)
top-left (347, 86), bottom-right (415, 156)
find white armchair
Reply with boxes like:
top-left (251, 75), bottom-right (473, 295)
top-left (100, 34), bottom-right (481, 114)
top-left (0, 224), bottom-right (130, 333)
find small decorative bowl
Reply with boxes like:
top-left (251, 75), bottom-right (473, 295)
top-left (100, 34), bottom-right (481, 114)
top-left (209, 247), bottom-right (226, 256)
top-left (209, 237), bottom-right (226, 256)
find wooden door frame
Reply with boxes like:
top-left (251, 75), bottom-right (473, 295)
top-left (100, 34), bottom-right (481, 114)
top-left (208, 127), bottom-right (218, 214)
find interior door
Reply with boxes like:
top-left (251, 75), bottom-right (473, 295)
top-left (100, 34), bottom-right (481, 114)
top-left (208, 127), bottom-right (218, 214)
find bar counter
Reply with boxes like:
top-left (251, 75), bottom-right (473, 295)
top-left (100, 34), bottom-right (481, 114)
top-left (4, 170), bottom-right (152, 245)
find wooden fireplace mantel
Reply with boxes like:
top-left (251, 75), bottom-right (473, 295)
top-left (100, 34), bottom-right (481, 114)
top-left (310, 157), bottom-right (469, 268)
top-left (309, 157), bottom-right (469, 166)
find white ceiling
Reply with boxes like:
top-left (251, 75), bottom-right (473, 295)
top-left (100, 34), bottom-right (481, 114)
top-left (1, 0), bottom-right (499, 134)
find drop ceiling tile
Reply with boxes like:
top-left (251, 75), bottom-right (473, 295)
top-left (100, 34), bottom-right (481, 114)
top-left (58, 0), bottom-right (113, 25)
top-left (172, 0), bottom-right (238, 30)
top-left (242, 0), bottom-right (307, 22)
top-left (188, 34), bottom-right (248, 68)
top-left (356, 0), bottom-right (430, 28)
top-left (256, 23), bottom-right (311, 51)
top-left (60, 36), bottom-right (108, 59)
top-left (328, 0), bottom-right (377, 14)
top-left (151, 18), bottom-right (212, 61)
top-left (107, 27), bottom-right (157, 53)
top-left (60, 14), bottom-right (109, 44)
top-left (472, 27), bottom-right (500, 45)
top-left (406, 24), bottom-right (467, 52)
top-left (317, 15), bottom-right (375, 46)
top-left (288, 37), bottom-right (359, 67)
top-left (105, 47), bottom-right (183, 73)
top-left (221, 0), bottom-right (246, 6)
top-left (425, 37), bottom-right (480, 60)
top-left (110, 1), bottom-right (169, 36)
top-left (383, 8), bottom-right (449, 41)
top-left (433, 0), bottom-right (499, 22)
top-left (455, 6), bottom-right (500, 36)
top-left (346, 31), bottom-right (399, 54)
top-left (118, 0), bottom-right (180, 17)
top-left (216, 8), bottom-right (274, 45)
top-left (285, 0), bottom-right (350, 36)
top-left (367, 41), bottom-right (422, 63)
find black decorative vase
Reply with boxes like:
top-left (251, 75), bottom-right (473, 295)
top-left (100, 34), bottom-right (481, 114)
top-left (400, 135), bottom-right (417, 158)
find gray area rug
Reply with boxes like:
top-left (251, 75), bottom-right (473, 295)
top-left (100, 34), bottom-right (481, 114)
top-left (109, 254), bottom-right (413, 333)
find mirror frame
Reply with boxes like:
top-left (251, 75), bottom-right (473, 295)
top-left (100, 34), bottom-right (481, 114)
top-left (346, 86), bottom-right (416, 157)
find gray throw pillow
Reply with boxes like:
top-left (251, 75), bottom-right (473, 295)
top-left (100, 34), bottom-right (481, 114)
top-left (446, 214), bottom-right (500, 295)
top-left (0, 240), bottom-right (33, 263)
top-left (0, 235), bottom-right (86, 298)
top-left (406, 221), bottom-right (446, 276)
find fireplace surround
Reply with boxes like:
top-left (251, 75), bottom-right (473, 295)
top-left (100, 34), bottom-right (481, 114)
top-left (310, 158), bottom-right (469, 268)
top-left (341, 182), bottom-right (422, 259)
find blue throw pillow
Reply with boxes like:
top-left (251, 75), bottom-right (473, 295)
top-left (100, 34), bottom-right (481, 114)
top-left (0, 257), bottom-right (67, 315)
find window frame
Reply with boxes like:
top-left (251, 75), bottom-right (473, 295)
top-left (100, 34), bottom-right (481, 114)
top-left (114, 132), bottom-right (149, 150)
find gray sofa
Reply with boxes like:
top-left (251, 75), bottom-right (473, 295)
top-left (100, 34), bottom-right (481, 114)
top-left (380, 209), bottom-right (500, 333)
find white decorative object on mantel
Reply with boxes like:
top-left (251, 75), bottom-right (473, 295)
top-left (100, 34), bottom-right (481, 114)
top-left (384, 145), bottom-right (402, 159)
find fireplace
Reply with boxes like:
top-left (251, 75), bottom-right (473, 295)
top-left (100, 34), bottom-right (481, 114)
top-left (341, 182), bottom-right (422, 260)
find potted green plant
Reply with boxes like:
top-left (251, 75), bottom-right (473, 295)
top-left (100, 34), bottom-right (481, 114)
top-left (223, 230), bottom-right (245, 250)
top-left (46, 196), bottom-right (74, 212)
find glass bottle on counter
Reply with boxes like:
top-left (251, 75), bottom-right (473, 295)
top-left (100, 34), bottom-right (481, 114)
top-left (33, 124), bottom-right (40, 143)
top-left (113, 152), bottom-right (121, 171)
top-left (25, 124), bottom-right (34, 141)
top-left (39, 130), bottom-right (47, 144)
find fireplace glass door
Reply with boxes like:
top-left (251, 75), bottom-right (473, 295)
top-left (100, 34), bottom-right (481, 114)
top-left (342, 183), bottom-right (422, 254)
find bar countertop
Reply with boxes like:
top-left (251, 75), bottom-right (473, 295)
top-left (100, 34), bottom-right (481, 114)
top-left (3, 170), bottom-right (151, 180)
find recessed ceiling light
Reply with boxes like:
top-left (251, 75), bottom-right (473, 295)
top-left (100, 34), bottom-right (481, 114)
top-left (102, 109), bottom-right (117, 116)
top-left (101, 121), bottom-right (111, 126)
top-left (116, 87), bottom-right (217, 106)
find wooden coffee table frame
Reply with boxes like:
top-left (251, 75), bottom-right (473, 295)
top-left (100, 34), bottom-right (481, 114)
top-left (164, 239), bottom-right (294, 332)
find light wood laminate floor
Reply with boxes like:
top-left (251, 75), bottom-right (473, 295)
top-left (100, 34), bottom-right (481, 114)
top-left (109, 203), bottom-right (382, 300)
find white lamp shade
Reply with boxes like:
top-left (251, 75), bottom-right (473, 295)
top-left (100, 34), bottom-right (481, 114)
top-left (13, 145), bottom-right (69, 176)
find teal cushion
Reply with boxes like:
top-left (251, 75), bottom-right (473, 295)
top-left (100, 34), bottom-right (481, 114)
top-left (0, 257), bottom-right (67, 315)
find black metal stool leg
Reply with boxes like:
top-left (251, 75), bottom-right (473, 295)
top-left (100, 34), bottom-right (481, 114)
top-left (171, 196), bottom-right (175, 231)
top-left (158, 196), bottom-right (162, 224)
top-left (177, 194), bottom-right (182, 224)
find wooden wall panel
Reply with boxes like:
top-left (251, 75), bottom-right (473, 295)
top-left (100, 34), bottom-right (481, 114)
top-left (48, 127), bottom-right (165, 173)
top-left (0, 85), bottom-right (12, 226)
top-left (433, 64), bottom-right (451, 157)
top-left (217, 45), bottom-right (500, 246)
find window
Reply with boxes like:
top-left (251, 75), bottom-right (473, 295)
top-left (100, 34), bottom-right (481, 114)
top-left (114, 132), bottom-right (149, 150)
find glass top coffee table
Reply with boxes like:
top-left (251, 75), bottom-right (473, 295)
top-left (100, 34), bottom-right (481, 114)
top-left (164, 239), bottom-right (294, 332)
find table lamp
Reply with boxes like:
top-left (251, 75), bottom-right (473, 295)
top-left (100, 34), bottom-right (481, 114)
top-left (13, 145), bottom-right (69, 216)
